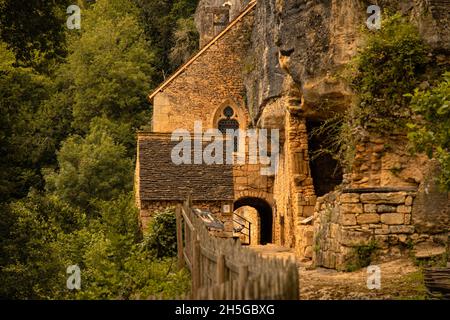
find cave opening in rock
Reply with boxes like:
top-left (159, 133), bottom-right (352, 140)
top-left (307, 119), bottom-right (343, 197)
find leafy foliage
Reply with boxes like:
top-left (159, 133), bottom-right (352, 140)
top-left (345, 241), bottom-right (379, 272)
top-left (0, 0), bottom-right (198, 300)
top-left (334, 14), bottom-right (430, 170)
top-left (0, 43), bottom-right (62, 201)
top-left (0, 0), bottom-right (71, 72)
top-left (44, 122), bottom-right (133, 211)
top-left (349, 13), bottom-right (428, 132)
top-left (407, 72), bottom-right (450, 190)
top-left (133, 0), bottom-right (199, 77)
top-left (66, 0), bottom-right (156, 133)
top-left (169, 17), bottom-right (199, 67)
top-left (0, 192), bottom-right (190, 299)
top-left (144, 209), bottom-right (177, 259)
top-left (0, 191), bottom-right (85, 299)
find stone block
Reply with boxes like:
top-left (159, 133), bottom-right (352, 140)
top-left (388, 235), bottom-right (399, 245)
top-left (305, 230), bottom-right (314, 245)
top-left (322, 251), bottom-right (336, 269)
top-left (330, 241), bottom-right (341, 252)
top-left (304, 246), bottom-right (313, 259)
top-left (364, 204), bottom-right (377, 213)
top-left (398, 235), bottom-right (408, 243)
top-left (340, 229), bottom-right (373, 246)
top-left (357, 213), bottom-right (380, 224)
top-left (375, 228), bottom-right (390, 235)
top-left (377, 205), bottom-right (397, 213)
top-left (360, 192), bottom-right (405, 204)
top-left (235, 176), bottom-right (247, 185)
top-left (341, 214), bottom-right (357, 226)
top-left (303, 205), bottom-right (315, 217)
top-left (389, 225), bottom-right (415, 234)
top-left (340, 193), bottom-right (360, 203)
top-left (380, 213), bottom-right (404, 225)
top-left (397, 205), bottom-right (412, 213)
top-left (405, 196), bottom-right (413, 206)
top-left (374, 235), bottom-right (389, 249)
top-left (341, 203), bottom-right (363, 214)
top-left (330, 223), bottom-right (340, 239)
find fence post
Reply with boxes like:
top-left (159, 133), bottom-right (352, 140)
top-left (192, 234), bottom-right (201, 299)
top-left (238, 265), bottom-right (249, 299)
top-left (176, 204), bottom-right (184, 270)
top-left (216, 254), bottom-right (226, 284)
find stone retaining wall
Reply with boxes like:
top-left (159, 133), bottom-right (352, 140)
top-left (312, 188), bottom-right (447, 270)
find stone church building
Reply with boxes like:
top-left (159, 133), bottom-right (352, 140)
top-left (136, 0), bottom-right (450, 269)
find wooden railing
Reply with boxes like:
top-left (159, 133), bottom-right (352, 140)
top-left (176, 197), bottom-right (299, 300)
top-left (233, 212), bottom-right (251, 245)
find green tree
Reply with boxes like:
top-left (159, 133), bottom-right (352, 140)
top-left (169, 17), bottom-right (199, 67)
top-left (0, 191), bottom-right (85, 299)
top-left (144, 209), bottom-right (177, 258)
top-left (0, 42), bottom-right (56, 201)
top-left (134, 0), bottom-right (198, 77)
top-left (45, 122), bottom-right (133, 211)
top-left (66, 0), bottom-right (156, 134)
top-left (408, 72), bottom-right (450, 190)
top-left (0, 0), bottom-right (72, 72)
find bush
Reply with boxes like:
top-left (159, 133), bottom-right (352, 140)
top-left (144, 209), bottom-right (177, 259)
top-left (44, 124), bottom-right (133, 212)
top-left (345, 241), bottom-right (379, 272)
top-left (407, 72), bottom-right (450, 191)
top-left (349, 13), bottom-right (428, 132)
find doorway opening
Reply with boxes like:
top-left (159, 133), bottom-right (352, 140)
top-left (234, 197), bottom-right (273, 245)
top-left (306, 120), bottom-right (343, 196)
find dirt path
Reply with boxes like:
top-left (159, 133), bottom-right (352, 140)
top-left (249, 245), bottom-right (426, 300)
top-left (248, 244), bottom-right (297, 260)
top-left (299, 258), bottom-right (426, 300)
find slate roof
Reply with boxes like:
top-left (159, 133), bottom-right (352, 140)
top-left (138, 133), bottom-right (234, 201)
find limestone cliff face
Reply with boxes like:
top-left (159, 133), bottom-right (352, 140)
top-left (246, 0), bottom-right (450, 125)
top-left (243, 0), bottom-right (450, 238)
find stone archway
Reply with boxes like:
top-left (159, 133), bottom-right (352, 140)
top-left (234, 197), bottom-right (273, 245)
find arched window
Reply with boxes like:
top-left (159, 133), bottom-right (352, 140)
top-left (218, 106), bottom-right (239, 152)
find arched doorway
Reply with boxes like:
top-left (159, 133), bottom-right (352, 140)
top-left (234, 197), bottom-right (273, 245)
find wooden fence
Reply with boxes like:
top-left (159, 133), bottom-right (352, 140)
top-left (176, 197), bottom-right (299, 300)
top-left (424, 267), bottom-right (450, 299)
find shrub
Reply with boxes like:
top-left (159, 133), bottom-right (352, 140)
top-left (349, 13), bottom-right (428, 132)
top-left (144, 209), bottom-right (177, 258)
top-left (345, 241), bottom-right (379, 272)
top-left (407, 72), bottom-right (450, 191)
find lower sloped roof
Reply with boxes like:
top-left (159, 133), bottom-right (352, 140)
top-left (138, 133), bottom-right (234, 201)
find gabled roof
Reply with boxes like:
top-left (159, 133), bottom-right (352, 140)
top-left (148, 0), bottom-right (257, 101)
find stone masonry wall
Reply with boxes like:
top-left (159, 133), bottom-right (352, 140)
top-left (348, 134), bottom-right (429, 188)
top-left (140, 200), bottom-right (232, 236)
top-left (140, 200), bottom-right (179, 231)
top-left (313, 189), bottom-right (449, 270)
top-left (272, 108), bottom-right (316, 254)
top-left (152, 6), bottom-right (254, 133)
